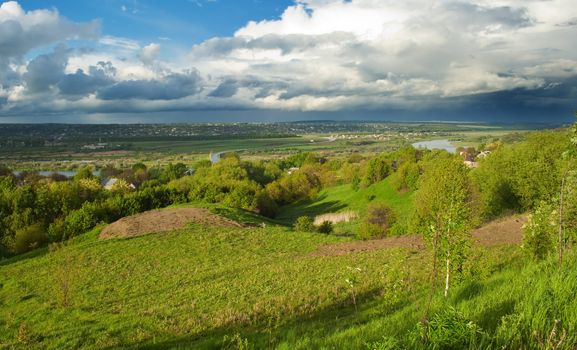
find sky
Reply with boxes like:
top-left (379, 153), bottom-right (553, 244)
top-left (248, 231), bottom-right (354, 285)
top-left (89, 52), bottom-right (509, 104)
top-left (0, 0), bottom-right (576, 123)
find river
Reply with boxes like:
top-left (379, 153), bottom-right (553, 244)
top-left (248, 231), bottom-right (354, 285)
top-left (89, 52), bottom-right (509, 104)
top-left (411, 139), bottom-right (456, 154)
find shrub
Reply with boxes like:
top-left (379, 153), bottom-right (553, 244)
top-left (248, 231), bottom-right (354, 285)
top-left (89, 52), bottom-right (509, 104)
top-left (358, 203), bottom-right (397, 239)
top-left (366, 337), bottom-right (401, 350)
top-left (317, 220), bottom-right (334, 234)
top-left (410, 307), bottom-right (486, 348)
top-left (109, 178), bottom-right (133, 194)
top-left (522, 201), bottom-right (557, 260)
top-left (266, 171), bottom-right (321, 205)
top-left (294, 216), bottom-right (315, 232)
top-left (14, 224), bottom-right (48, 253)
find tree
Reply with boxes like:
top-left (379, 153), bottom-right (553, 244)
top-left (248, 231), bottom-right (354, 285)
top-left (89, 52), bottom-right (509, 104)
top-left (412, 155), bottom-right (472, 323)
top-left (131, 162), bottom-right (147, 172)
top-left (390, 162), bottom-right (420, 192)
top-left (362, 155), bottom-right (391, 187)
top-left (73, 165), bottom-right (95, 182)
top-left (161, 163), bottom-right (188, 182)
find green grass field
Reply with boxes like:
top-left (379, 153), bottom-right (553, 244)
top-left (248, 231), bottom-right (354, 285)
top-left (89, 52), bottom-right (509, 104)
top-left (2, 213), bottom-right (576, 349)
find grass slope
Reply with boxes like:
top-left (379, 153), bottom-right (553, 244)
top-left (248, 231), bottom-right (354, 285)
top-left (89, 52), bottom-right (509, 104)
top-left (1, 216), bottom-right (576, 349)
top-left (0, 224), bottom-right (422, 349)
top-left (276, 178), bottom-right (414, 227)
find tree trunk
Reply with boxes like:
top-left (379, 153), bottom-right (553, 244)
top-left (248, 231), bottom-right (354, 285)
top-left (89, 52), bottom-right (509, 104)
top-left (444, 257), bottom-right (450, 297)
top-left (559, 162), bottom-right (571, 266)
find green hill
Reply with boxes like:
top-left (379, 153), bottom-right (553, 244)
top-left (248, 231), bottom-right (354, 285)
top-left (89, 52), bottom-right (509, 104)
top-left (1, 209), bottom-right (576, 349)
top-left (276, 178), bottom-right (414, 234)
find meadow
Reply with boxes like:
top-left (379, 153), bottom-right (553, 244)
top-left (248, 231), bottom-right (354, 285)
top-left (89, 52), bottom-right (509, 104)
top-left (1, 214), bottom-right (575, 349)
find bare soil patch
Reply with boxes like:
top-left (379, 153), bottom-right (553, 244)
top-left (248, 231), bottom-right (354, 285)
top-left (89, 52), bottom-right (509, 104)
top-left (311, 215), bottom-right (526, 256)
top-left (471, 214), bottom-right (527, 247)
top-left (99, 208), bottom-right (243, 239)
top-left (311, 235), bottom-right (424, 256)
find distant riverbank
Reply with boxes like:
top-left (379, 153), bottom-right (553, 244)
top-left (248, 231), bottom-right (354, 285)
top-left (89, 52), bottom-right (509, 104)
top-left (412, 139), bottom-right (456, 153)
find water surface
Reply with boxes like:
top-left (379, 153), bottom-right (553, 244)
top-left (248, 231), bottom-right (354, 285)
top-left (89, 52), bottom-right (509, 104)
top-left (412, 139), bottom-right (456, 153)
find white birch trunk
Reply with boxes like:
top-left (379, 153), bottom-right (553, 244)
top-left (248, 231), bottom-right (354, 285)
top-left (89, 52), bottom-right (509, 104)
top-left (444, 258), bottom-right (450, 297)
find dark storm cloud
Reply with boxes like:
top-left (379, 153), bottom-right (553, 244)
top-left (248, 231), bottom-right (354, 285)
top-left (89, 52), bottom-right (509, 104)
top-left (22, 47), bottom-right (115, 97)
top-left (437, 76), bottom-right (577, 122)
top-left (57, 63), bottom-right (116, 97)
top-left (208, 77), bottom-right (293, 99)
top-left (208, 79), bottom-right (238, 98)
top-left (23, 46), bottom-right (69, 93)
top-left (97, 70), bottom-right (202, 100)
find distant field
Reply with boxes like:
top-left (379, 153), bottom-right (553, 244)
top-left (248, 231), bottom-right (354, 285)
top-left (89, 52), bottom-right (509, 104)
top-left (129, 137), bottom-right (310, 153)
top-left (0, 123), bottom-right (539, 168)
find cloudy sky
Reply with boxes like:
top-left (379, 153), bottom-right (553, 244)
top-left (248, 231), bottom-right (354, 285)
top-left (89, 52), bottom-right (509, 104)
top-left (0, 0), bottom-right (576, 123)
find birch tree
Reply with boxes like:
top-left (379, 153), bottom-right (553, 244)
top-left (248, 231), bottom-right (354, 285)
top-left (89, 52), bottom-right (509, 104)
top-left (412, 155), bottom-right (473, 314)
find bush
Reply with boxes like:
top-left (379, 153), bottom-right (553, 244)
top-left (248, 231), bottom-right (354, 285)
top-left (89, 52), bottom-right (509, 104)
top-left (410, 307), bottom-right (486, 348)
top-left (358, 203), bottom-right (397, 239)
top-left (294, 216), bottom-right (315, 232)
top-left (317, 220), bottom-right (334, 234)
top-left (522, 201), bottom-right (557, 260)
top-left (14, 224), bottom-right (48, 253)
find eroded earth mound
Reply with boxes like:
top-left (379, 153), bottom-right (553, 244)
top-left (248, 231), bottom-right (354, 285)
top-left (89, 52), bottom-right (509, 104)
top-left (99, 208), bottom-right (243, 239)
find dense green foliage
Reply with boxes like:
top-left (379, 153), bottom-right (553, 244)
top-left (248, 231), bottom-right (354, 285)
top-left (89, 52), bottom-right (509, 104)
top-left (358, 203), bottom-right (397, 239)
top-left (293, 216), bottom-right (315, 232)
top-left (471, 131), bottom-right (570, 220)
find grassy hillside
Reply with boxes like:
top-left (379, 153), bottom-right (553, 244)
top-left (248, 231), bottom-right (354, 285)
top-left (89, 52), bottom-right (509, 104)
top-left (0, 223), bottom-right (424, 349)
top-left (276, 178), bottom-right (414, 231)
top-left (2, 212), bottom-right (574, 349)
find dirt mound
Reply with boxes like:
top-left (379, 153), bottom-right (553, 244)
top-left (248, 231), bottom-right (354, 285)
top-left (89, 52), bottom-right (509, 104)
top-left (471, 214), bottom-right (527, 247)
top-left (311, 215), bottom-right (526, 256)
top-left (99, 208), bottom-right (243, 239)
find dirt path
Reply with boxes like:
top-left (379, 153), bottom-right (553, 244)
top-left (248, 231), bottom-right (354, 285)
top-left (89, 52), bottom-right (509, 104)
top-left (99, 208), bottom-right (243, 239)
top-left (311, 214), bottom-right (527, 256)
